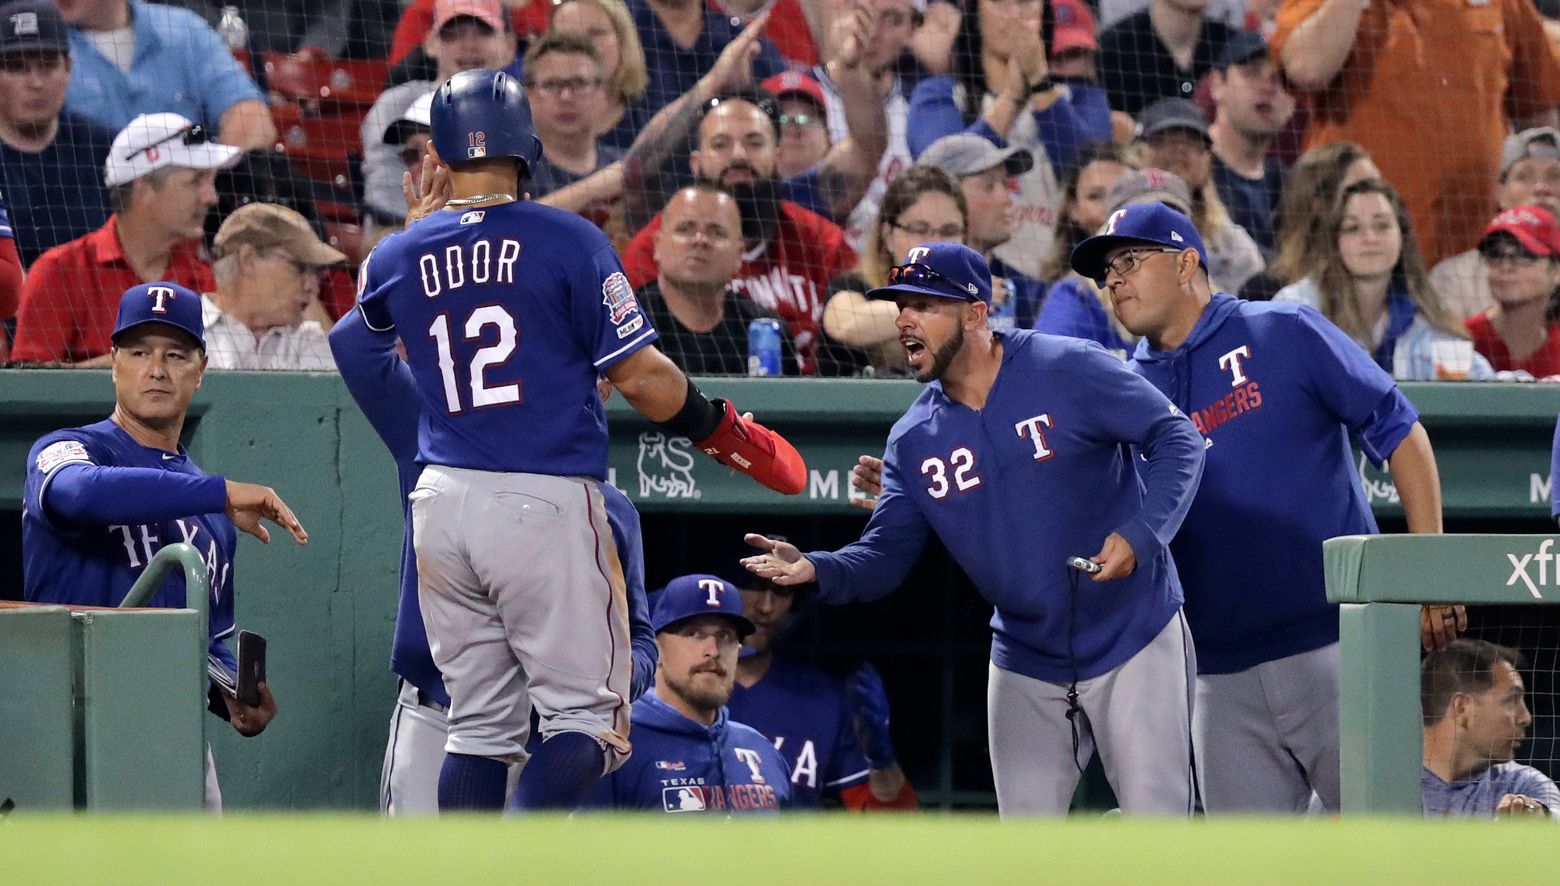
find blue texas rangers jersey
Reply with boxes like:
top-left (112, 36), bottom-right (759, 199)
top-left (809, 329), bottom-right (1205, 684)
top-left (328, 309), bottom-right (658, 706)
top-left (727, 655), bottom-right (870, 806)
top-left (356, 200), bottom-right (658, 479)
top-left (586, 691), bottom-right (791, 814)
top-left (1131, 293), bottom-right (1418, 674)
top-left (22, 419), bottom-right (237, 668)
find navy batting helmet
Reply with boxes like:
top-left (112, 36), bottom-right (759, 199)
top-left (430, 68), bottom-right (543, 176)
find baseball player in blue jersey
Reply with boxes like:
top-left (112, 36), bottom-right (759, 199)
top-left (729, 571), bottom-right (916, 809)
top-left (744, 242), bottom-right (1206, 817)
top-left (21, 281), bottom-right (309, 808)
top-left (328, 308), bottom-right (658, 815)
top-left (1068, 202), bottom-right (1457, 814)
top-left (350, 68), bottom-right (806, 812)
top-left (586, 575), bottom-right (791, 814)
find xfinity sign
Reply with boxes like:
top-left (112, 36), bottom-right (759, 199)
top-left (1505, 538), bottom-right (1556, 599)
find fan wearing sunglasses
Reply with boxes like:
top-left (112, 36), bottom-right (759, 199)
top-left (743, 239), bottom-right (1207, 818)
top-left (11, 111), bottom-right (241, 365)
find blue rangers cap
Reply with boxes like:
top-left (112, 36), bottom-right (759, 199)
top-left (866, 241), bottom-right (991, 305)
top-left (652, 574), bottom-right (757, 638)
top-left (112, 281), bottom-right (205, 349)
top-left (1069, 202), bottom-right (1209, 285)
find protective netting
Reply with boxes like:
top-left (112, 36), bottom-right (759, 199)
top-left (1, 0), bottom-right (1555, 374)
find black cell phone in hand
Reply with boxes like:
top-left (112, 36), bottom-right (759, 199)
top-left (236, 630), bottom-right (267, 707)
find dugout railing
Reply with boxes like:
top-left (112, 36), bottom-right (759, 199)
top-left (0, 543), bottom-right (210, 812)
top-left (1325, 534), bottom-right (1558, 815)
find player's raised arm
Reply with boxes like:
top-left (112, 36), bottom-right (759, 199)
top-left (605, 346), bottom-right (808, 495)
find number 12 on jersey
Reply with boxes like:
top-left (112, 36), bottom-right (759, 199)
top-left (429, 305), bottom-right (522, 413)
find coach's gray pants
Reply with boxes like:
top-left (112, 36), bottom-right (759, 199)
top-left (988, 611), bottom-right (1196, 817)
top-left (1194, 641), bottom-right (1341, 814)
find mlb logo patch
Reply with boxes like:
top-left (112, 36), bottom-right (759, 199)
top-left (654, 760), bottom-right (686, 771)
top-left (459, 210), bottom-right (486, 225)
top-left (662, 786), bottom-right (707, 813)
top-left (601, 272), bottom-right (639, 324)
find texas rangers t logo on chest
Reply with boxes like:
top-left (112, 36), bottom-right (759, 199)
top-left (1218, 345), bottom-right (1251, 387)
top-left (1014, 413), bottom-right (1055, 461)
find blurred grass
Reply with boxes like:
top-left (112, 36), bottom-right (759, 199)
top-left (2, 814), bottom-right (1554, 885)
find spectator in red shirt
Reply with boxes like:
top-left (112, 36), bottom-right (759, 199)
top-left (10, 111), bottom-right (239, 365)
top-left (1465, 206), bottom-right (1560, 378)
top-left (621, 90), bottom-right (858, 374)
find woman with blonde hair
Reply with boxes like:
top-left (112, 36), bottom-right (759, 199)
top-left (1240, 141), bottom-right (1379, 300)
top-left (549, 0), bottom-right (650, 151)
top-left (1274, 179), bottom-right (1492, 380)
top-left (822, 165), bottom-right (976, 374)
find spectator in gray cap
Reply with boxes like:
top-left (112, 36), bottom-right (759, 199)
top-left (1430, 128), bottom-right (1560, 321)
top-left (1134, 98), bottom-right (1264, 293)
top-left (917, 133), bottom-right (1046, 329)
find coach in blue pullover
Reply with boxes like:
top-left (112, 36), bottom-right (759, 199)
top-left (1070, 203), bottom-right (1456, 815)
top-left (744, 242), bottom-right (1206, 817)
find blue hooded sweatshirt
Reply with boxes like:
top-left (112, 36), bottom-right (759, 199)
top-left (586, 691), bottom-right (791, 814)
top-left (810, 329), bottom-right (1205, 684)
top-left (1131, 293), bottom-right (1419, 673)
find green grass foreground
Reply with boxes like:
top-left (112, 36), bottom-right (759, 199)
top-left (1, 814), bottom-right (1551, 884)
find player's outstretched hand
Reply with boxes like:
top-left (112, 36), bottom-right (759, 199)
top-left (850, 454), bottom-right (884, 510)
top-left (742, 533), bottom-right (816, 586)
top-left (222, 681), bottom-right (276, 737)
top-left (844, 663), bottom-right (898, 769)
top-left (1419, 604), bottom-right (1468, 652)
top-left (1089, 532), bottom-right (1136, 582)
top-left (225, 479), bottom-right (309, 545)
top-left (403, 152), bottom-right (452, 224)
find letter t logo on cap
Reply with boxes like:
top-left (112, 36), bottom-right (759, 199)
top-left (148, 285), bottom-right (175, 314)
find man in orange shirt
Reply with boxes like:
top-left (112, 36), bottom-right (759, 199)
top-left (1273, 0), bottom-right (1560, 267)
top-left (10, 111), bottom-right (240, 365)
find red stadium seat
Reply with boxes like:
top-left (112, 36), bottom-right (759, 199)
top-left (324, 221), bottom-right (365, 265)
top-left (277, 109), bottom-right (366, 191)
top-left (264, 50), bottom-right (389, 111)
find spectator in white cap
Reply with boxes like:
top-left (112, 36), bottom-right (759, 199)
top-left (10, 110), bottom-right (240, 365)
top-left (54, 0), bottom-right (275, 149)
top-left (1431, 128), bottom-right (1560, 321)
top-left (202, 202), bottom-right (347, 371)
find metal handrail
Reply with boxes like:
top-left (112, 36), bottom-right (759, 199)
top-left (118, 542), bottom-right (212, 712)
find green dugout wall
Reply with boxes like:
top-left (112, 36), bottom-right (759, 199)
top-left (1, 370), bottom-right (1557, 809)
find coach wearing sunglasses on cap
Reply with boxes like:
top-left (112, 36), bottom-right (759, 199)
top-left (11, 111), bottom-right (240, 365)
top-left (743, 240), bottom-right (1206, 817)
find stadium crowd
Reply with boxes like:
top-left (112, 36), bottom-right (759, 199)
top-left (0, 0), bottom-right (1557, 377)
top-left (4, 0), bottom-right (1560, 820)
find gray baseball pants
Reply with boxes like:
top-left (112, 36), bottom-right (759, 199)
top-left (410, 466), bottom-right (632, 770)
top-left (1193, 641), bottom-right (1340, 814)
top-left (988, 610), bottom-right (1196, 817)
